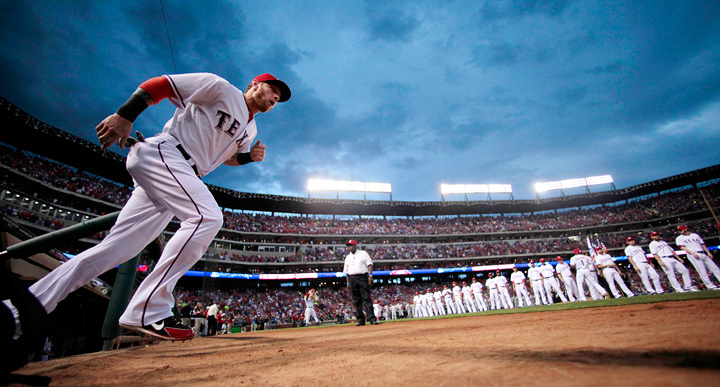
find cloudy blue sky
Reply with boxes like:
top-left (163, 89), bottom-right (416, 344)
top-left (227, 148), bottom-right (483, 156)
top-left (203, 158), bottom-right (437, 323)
top-left (1, 1), bottom-right (719, 202)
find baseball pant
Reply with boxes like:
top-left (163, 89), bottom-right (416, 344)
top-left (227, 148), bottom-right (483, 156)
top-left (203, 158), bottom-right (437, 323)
top-left (576, 269), bottom-right (607, 301)
top-left (305, 307), bottom-right (319, 324)
top-left (444, 297), bottom-right (456, 314)
top-left (514, 284), bottom-right (532, 307)
top-left (686, 253), bottom-right (720, 289)
top-left (454, 297), bottom-right (466, 313)
top-left (474, 294), bottom-right (488, 312)
top-left (659, 257), bottom-right (693, 292)
top-left (635, 262), bottom-right (664, 294)
top-left (602, 268), bottom-right (634, 298)
top-left (30, 136), bottom-right (224, 327)
top-left (435, 299), bottom-right (446, 315)
top-left (464, 295), bottom-right (478, 313)
top-left (488, 289), bottom-right (499, 310)
top-left (348, 273), bottom-right (376, 323)
top-left (543, 277), bottom-right (568, 304)
top-left (560, 275), bottom-right (579, 302)
top-left (498, 287), bottom-right (513, 309)
top-left (531, 280), bottom-right (548, 305)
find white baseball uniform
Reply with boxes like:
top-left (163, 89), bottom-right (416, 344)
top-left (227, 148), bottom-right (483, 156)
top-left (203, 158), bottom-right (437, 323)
top-left (304, 296), bottom-right (320, 324)
top-left (413, 294), bottom-right (426, 318)
top-left (470, 280), bottom-right (488, 311)
top-left (555, 261), bottom-right (578, 302)
top-left (442, 288), bottom-right (456, 314)
top-left (539, 263), bottom-right (568, 304)
top-left (30, 73), bottom-right (260, 327)
top-left (594, 253), bottom-right (634, 298)
top-left (570, 254), bottom-right (608, 301)
top-left (527, 265), bottom-right (548, 305)
top-left (434, 290), bottom-right (446, 315)
top-left (676, 232), bottom-right (720, 289)
top-left (461, 285), bottom-right (478, 313)
top-left (452, 285), bottom-right (466, 313)
top-left (486, 277), bottom-right (500, 310)
top-left (625, 245), bottom-right (664, 294)
top-left (649, 239), bottom-right (694, 292)
top-left (494, 274), bottom-right (514, 309)
top-left (424, 292), bottom-right (437, 316)
top-left (510, 270), bottom-right (532, 307)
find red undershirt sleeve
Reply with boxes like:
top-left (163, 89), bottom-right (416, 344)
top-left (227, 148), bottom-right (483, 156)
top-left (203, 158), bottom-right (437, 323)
top-left (139, 76), bottom-right (176, 104)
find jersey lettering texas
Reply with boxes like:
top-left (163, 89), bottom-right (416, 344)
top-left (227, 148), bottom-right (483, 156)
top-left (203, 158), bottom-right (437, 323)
top-left (215, 109), bottom-right (250, 149)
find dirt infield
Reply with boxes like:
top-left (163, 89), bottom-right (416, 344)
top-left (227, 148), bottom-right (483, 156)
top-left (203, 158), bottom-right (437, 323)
top-left (9, 298), bottom-right (720, 386)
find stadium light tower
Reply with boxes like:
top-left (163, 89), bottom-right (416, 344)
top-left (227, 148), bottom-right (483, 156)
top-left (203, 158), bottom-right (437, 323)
top-left (440, 183), bottom-right (513, 201)
top-left (534, 174), bottom-right (615, 198)
top-left (307, 179), bottom-right (393, 201)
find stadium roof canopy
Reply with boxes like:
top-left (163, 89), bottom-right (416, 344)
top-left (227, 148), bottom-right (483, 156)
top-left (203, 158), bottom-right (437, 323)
top-left (2, 97), bottom-right (719, 217)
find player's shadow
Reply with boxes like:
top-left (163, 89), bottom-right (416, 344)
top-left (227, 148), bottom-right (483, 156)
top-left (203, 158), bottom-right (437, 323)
top-left (516, 348), bottom-right (720, 370)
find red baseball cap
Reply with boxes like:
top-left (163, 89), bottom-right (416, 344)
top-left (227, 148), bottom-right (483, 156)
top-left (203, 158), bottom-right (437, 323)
top-left (253, 73), bottom-right (291, 102)
top-left (555, 256), bottom-right (562, 261)
top-left (626, 236), bottom-right (635, 242)
top-left (573, 248), bottom-right (581, 254)
top-left (346, 240), bottom-right (358, 246)
top-left (650, 231), bottom-right (659, 237)
top-left (677, 225), bottom-right (688, 231)
top-left (540, 258), bottom-right (545, 262)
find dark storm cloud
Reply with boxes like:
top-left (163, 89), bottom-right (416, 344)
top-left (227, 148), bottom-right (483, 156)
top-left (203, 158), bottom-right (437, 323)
top-left (365, 4), bottom-right (421, 43)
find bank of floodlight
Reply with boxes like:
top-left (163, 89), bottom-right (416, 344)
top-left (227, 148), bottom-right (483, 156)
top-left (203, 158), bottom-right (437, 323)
top-left (440, 183), bottom-right (513, 201)
top-left (534, 174), bottom-right (614, 197)
top-left (307, 179), bottom-right (392, 200)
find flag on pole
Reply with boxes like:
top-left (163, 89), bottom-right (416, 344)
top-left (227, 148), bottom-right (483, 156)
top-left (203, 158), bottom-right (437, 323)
top-left (586, 236), bottom-right (606, 259)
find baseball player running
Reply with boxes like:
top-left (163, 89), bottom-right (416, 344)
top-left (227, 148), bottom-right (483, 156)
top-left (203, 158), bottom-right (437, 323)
top-left (510, 266), bottom-right (532, 307)
top-left (570, 249), bottom-right (609, 301)
top-left (28, 72), bottom-right (291, 341)
top-left (442, 285), bottom-right (457, 314)
top-left (539, 258), bottom-right (568, 304)
top-left (494, 270), bottom-right (514, 309)
top-left (649, 231), bottom-right (698, 292)
top-left (304, 289), bottom-right (321, 326)
top-left (470, 277), bottom-right (488, 312)
top-left (452, 282), bottom-right (467, 313)
top-left (594, 249), bottom-right (634, 298)
top-left (527, 260), bottom-right (548, 305)
top-left (676, 225), bottom-right (720, 290)
top-left (555, 256), bottom-right (578, 302)
top-left (625, 236), bottom-right (664, 294)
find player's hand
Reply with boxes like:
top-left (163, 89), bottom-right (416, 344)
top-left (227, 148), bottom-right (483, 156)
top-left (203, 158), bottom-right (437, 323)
top-left (708, 252), bottom-right (714, 259)
top-left (96, 113), bottom-right (133, 150)
top-left (250, 140), bottom-right (266, 162)
top-left (125, 131), bottom-right (146, 147)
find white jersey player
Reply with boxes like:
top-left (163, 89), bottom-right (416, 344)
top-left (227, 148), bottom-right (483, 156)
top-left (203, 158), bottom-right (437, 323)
top-left (510, 266), bottom-right (532, 307)
top-left (570, 249), bottom-right (609, 301)
top-left (413, 292), bottom-right (427, 318)
top-left (539, 259), bottom-right (568, 304)
top-left (442, 285), bottom-right (457, 314)
top-left (554, 256), bottom-right (578, 302)
top-left (29, 72), bottom-right (291, 341)
top-left (527, 260), bottom-right (548, 305)
top-left (594, 250), bottom-right (634, 298)
top-left (424, 289), bottom-right (438, 316)
top-left (494, 271), bottom-right (514, 309)
top-left (649, 231), bottom-right (697, 292)
top-left (675, 225), bottom-right (720, 290)
top-left (486, 273), bottom-right (500, 310)
top-left (452, 282), bottom-right (466, 313)
top-left (433, 288), bottom-right (446, 315)
top-left (625, 237), bottom-right (664, 294)
top-left (461, 282), bottom-right (478, 313)
top-left (304, 289), bottom-right (321, 325)
top-left (470, 278), bottom-right (488, 311)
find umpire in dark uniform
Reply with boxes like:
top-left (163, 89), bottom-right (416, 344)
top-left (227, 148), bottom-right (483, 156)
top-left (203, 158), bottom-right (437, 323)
top-left (343, 240), bottom-right (378, 326)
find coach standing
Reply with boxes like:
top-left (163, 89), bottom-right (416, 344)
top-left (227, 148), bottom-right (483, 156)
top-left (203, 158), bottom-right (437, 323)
top-left (343, 240), bottom-right (378, 326)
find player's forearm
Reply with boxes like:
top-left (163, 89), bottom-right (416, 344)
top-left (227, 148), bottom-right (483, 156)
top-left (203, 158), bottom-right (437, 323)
top-left (116, 88), bottom-right (155, 123)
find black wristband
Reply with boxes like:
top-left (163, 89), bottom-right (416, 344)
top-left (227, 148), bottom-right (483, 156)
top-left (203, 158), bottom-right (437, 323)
top-left (116, 92), bottom-right (149, 123)
top-left (236, 152), bottom-right (254, 165)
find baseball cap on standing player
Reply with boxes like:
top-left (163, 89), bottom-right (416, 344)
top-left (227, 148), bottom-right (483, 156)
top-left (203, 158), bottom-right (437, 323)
top-left (555, 256), bottom-right (562, 261)
top-left (650, 231), bottom-right (660, 237)
top-left (626, 236), bottom-right (635, 242)
top-left (573, 248), bottom-right (581, 254)
top-left (346, 240), bottom-right (358, 246)
top-left (253, 73), bottom-right (291, 102)
top-left (677, 225), bottom-right (688, 232)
